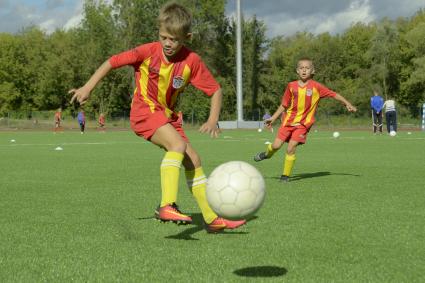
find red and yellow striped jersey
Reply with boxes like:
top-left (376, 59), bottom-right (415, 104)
top-left (281, 80), bottom-right (336, 128)
top-left (109, 42), bottom-right (220, 118)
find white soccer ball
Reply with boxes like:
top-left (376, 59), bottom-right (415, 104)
top-left (258, 128), bottom-right (262, 132)
top-left (206, 161), bottom-right (266, 220)
top-left (10, 139), bottom-right (16, 143)
top-left (390, 131), bottom-right (397, 137)
top-left (333, 131), bottom-right (340, 138)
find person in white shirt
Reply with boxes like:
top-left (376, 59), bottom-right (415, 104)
top-left (383, 98), bottom-right (397, 133)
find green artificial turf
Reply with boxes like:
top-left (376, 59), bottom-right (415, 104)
top-left (0, 129), bottom-right (424, 282)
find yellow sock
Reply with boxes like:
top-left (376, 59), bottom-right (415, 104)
top-left (186, 167), bottom-right (217, 224)
top-left (265, 143), bottom-right (278, 158)
top-left (160, 151), bottom-right (184, 207)
top-left (283, 154), bottom-right (296, 176)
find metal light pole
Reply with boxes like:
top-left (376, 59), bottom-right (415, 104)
top-left (236, 0), bottom-right (243, 122)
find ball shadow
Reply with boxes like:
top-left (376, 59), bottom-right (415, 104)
top-left (233, 265), bottom-right (287, 278)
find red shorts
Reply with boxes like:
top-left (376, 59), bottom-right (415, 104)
top-left (277, 124), bottom-right (310, 144)
top-left (130, 110), bottom-right (188, 142)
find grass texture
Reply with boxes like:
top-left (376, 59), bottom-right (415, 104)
top-left (1, 129), bottom-right (424, 282)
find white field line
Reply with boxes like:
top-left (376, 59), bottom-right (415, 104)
top-left (2, 136), bottom-right (424, 148)
top-left (0, 141), bottom-right (147, 147)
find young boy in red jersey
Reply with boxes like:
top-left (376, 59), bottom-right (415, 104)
top-left (254, 57), bottom-right (357, 182)
top-left (69, 2), bottom-right (245, 232)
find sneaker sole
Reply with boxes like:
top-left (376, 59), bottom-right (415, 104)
top-left (205, 223), bottom-right (246, 233)
top-left (154, 215), bottom-right (192, 225)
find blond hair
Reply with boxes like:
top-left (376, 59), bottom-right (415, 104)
top-left (158, 2), bottom-right (192, 37)
top-left (297, 57), bottom-right (314, 68)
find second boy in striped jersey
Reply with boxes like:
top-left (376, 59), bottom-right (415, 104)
top-left (254, 58), bottom-right (357, 182)
top-left (69, 2), bottom-right (245, 232)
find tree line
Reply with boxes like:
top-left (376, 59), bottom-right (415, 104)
top-left (1, 0), bottom-right (425, 121)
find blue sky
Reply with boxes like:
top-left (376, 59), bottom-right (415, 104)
top-left (1, 0), bottom-right (424, 37)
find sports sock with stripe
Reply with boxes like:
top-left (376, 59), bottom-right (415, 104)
top-left (186, 167), bottom-right (217, 224)
top-left (160, 151), bottom-right (184, 207)
top-left (283, 154), bottom-right (296, 176)
top-left (265, 143), bottom-right (278, 158)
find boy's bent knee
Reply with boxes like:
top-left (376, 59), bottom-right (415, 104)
top-left (272, 140), bottom-right (284, 150)
top-left (168, 141), bottom-right (187, 153)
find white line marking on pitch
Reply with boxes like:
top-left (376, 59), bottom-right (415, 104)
top-left (0, 141), bottom-right (147, 147)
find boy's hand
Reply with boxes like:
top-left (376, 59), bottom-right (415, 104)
top-left (69, 87), bottom-right (90, 105)
top-left (264, 118), bottom-right (274, 129)
top-left (345, 103), bottom-right (357, 112)
top-left (199, 121), bottom-right (221, 138)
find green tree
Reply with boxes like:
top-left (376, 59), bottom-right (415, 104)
top-left (400, 21), bottom-right (425, 114)
top-left (73, 0), bottom-right (130, 117)
top-left (367, 19), bottom-right (400, 99)
top-left (241, 16), bottom-right (268, 120)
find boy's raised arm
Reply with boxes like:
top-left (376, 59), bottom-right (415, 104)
top-left (265, 105), bottom-right (286, 128)
top-left (199, 88), bottom-right (223, 138)
top-left (334, 93), bottom-right (357, 112)
top-left (69, 60), bottom-right (113, 105)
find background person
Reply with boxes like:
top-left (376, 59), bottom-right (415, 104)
top-left (98, 113), bottom-right (106, 132)
top-left (383, 97), bottom-right (397, 133)
top-left (77, 110), bottom-right (85, 134)
top-left (54, 108), bottom-right (62, 133)
top-left (370, 90), bottom-right (384, 134)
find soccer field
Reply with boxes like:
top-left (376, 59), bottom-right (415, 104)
top-left (1, 129), bottom-right (424, 282)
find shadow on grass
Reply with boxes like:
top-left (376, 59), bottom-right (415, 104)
top-left (136, 212), bottom-right (258, 241)
top-left (164, 213), bottom-right (204, 241)
top-left (164, 213), bottom-right (255, 240)
top-left (233, 266), bottom-right (287, 278)
top-left (266, 171), bottom-right (361, 182)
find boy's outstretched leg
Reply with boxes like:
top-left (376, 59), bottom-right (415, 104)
top-left (254, 140), bottom-right (281, 162)
top-left (185, 167), bottom-right (216, 223)
top-left (184, 146), bottom-right (246, 233)
top-left (185, 168), bottom-right (246, 233)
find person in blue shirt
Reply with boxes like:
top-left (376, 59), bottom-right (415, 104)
top-left (262, 111), bottom-right (271, 121)
top-left (370, 90), bottom-right (384, 134)
top-left (77, 110), bottom-right (86, 134)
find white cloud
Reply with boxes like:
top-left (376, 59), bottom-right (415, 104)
top-left (1, 0), bottom-right (424, 35)
top-left (312, 0), bottom-right (375, 34)
top-left (226, 0), bottom-right (424, 38)
top-left (247, 0), bottom-right (376, 37)
top-left (63, 13), bottom-right (83, 30)
top-left (0, 0), bottom-right (82, 34)
top-left (39, 19), bottom-right (57, 32)
top-left (63, 1), bottom-right (83, 31)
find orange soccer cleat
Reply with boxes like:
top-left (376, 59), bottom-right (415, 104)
top-left (205, 217), bottom-right (246, 233)
top-left (155, 203), bottom-right (192, 225)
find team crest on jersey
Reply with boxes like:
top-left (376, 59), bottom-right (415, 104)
top-left (306, 89), bottom-right (313, 96)
top-left (172, 76), bottom-right (185, 89)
